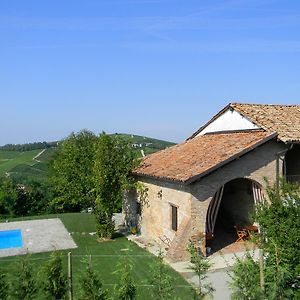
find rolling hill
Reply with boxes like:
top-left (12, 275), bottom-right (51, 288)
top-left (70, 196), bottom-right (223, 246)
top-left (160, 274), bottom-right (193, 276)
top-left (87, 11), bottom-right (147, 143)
top-left (0, 148), bottom-right (55, 181)
top-left (0, 134), bottom-right (175, 181)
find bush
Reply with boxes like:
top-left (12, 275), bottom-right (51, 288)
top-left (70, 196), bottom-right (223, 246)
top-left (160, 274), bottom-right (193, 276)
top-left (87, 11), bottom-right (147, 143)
top-left (0, 271), bottom-right (9, 300)
top-left (42, 252), bottom-right (67, 299)
top-left (13, 258), bottom-right (37, 300)
top-left (79, 258), bottom-right (107, 300)
top-left (230, 252), bottom-right (262, 300)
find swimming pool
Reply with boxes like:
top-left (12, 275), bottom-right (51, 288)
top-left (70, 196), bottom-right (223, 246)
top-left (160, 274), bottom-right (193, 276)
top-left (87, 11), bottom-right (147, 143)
top-left (0, 229), bottom-right (23, 249)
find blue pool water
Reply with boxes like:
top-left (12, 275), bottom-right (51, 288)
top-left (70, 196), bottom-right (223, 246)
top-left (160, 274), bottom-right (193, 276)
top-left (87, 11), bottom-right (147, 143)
top-left (0, 229), bottom-right (23, 249)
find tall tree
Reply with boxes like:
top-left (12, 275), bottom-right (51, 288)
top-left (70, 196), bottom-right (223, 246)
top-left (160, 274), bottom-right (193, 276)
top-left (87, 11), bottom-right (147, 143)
top-left (50, 130), bottom-right (97, 212)
top-left (230, 179), bottom-right (300, 299)
top-left (187, 243), bottom-right (214, 299)
top-left (93, 133), bottom-right (139, 238)
top-left (42, 252), bottom-right (67, 300)
top-left (149, 250), bottom-right (174, 299)
top-left (229, 252), bottom-right (262, 300)
top-left (13, 258), bottom-right (37, 300)
top-left (115, 256), bottom-right (137, 300)
top-left (0, 177), bottom-right (18, 216)
top-left (255, 179), bottom-right (300, 299)
top-left (0, 271), bottom-right (9, 300)
top-left (79, 257), bottom-right (107, 300)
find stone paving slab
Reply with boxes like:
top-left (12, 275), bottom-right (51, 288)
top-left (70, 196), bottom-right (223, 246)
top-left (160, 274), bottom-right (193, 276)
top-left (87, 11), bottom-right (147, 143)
top-left (0, 218), bottom-right (77, 257)
top-left (127, 234), bottom-right (261, 300)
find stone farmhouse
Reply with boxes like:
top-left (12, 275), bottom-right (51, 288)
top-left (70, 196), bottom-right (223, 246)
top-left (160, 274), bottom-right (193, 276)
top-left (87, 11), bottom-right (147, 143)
top-left (123, 103), bottom-right (300, 261)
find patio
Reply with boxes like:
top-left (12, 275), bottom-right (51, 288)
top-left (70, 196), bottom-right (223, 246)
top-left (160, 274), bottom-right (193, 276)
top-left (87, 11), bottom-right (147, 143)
top-left (0, 218), bottom-right (77, 257)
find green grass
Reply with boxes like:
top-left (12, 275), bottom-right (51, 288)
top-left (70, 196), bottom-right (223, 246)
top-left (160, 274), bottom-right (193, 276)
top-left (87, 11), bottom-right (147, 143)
top-left (0, 150), bottom-right (22, 160)
top-left (0, 133), bottom-right (176, 180)
top-left (0, 149), bottom-right (40, 174)
top-left (0, 213), bottom-right (194, 299)
top-left (0, 148), bottom-right (56, 181)
top-left (36, 148), bottom-right (56, 163)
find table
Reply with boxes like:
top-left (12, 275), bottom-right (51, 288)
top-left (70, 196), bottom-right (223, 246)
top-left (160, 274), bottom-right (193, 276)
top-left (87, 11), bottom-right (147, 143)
top-left (244, 225), bottom-right (258, 239)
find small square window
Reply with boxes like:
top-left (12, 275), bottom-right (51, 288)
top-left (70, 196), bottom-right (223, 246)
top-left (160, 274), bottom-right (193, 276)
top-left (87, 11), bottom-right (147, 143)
top-left (171, 205), bottom-right (178, 231)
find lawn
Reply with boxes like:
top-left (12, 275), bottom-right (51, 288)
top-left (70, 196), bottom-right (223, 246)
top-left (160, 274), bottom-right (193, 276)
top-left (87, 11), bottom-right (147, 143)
top-left (0, 213), bottom-right (194, 299)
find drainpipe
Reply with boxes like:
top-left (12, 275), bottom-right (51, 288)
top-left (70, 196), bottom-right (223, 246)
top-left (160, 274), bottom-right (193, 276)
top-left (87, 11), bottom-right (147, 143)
top-left (275, 148), bottom-right (289, 191)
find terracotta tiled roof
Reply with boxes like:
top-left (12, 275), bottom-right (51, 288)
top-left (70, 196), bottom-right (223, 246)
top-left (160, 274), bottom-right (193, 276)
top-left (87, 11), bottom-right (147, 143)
top-left (134, 131), bottom-right (276, 183)
top-left (231, 103), bottom-right (300, 143)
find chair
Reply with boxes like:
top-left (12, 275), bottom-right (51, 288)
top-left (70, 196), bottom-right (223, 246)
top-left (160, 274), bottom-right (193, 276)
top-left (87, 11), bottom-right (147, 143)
top-left (234, 225), bottom-right (248, 242)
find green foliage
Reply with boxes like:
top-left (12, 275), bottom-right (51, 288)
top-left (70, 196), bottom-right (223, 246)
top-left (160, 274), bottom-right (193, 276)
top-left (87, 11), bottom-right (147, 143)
top-left (93, 133), bottom-right (139, 238)
top-left (0, 271), bottom-right (9, 300)
top-left (149, 249), bottom-right (174, 299)
top-left (187, 243), bottom-right (214, 299)
top-left (0, 177), bottom-right (18, 215)
top-left (0, 149), bottom-right (41, 176)
top-left (0, 213), bottom-right (194, 300)
top-left (0, 141), bottom-right (57, 151)
top-left (50, 129), bottom-right (97, 212)
top-left (0, 177), bottom-right (52, 217)
top-left (230, 252), bottom-right (262, 300)
top-left (13, 258), bottom-right (37, 300)
top-left (115, 256), bottom-right (137, 300)
top-left (42, 252), bottom-right (67, 300)
top-left (231, 179), bottom-right (300, 299)
top-left (79, 257), bottom-right (107, 300)
top-left (256, 179), bottom-right (300, 298)
top-left (113, 133), bottom-right (176, 156)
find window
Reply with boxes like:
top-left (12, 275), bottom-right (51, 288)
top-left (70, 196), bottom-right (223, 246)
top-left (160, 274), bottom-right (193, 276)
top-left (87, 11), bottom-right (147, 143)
top-left (171, 205), bottom-right (178, 231)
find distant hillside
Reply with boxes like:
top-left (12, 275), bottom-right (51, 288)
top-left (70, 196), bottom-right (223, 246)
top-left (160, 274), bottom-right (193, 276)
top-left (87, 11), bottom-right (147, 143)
top-left (113, 133), bottom-right (176, 156)
top-left (0, 134), bottom-right (175, 181)
top-left (0, 141), bottom-right (58, 151)
top-left (0, 148), bottom-right (56, 182)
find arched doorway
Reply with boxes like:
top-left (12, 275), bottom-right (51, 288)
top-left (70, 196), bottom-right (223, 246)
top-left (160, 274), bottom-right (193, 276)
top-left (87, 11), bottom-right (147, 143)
top-left (206, 178), bottom-right (263, 254)
top-left (284, 145), bottom-right (300, 184)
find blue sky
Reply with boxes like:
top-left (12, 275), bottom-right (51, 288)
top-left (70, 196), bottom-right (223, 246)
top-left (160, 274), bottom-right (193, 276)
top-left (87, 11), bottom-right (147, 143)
top-left (1, 0), bottom-right (300, 145)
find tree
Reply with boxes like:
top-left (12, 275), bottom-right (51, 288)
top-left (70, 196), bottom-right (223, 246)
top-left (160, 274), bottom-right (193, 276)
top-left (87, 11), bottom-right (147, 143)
top-left (50, 130), bottom-right (97, 212)
top-left (230, 179), bottom-right (300, 299)
top-left (42, 252), bottom-right (67, 300)
top-left (149, 250), bottom-right (174, 299)
top-left (187, 243), bottom-right (214, 299)
top-left (256, 179), bottom-right (300, 298)
top-left (0, 271), bottom-right (9, 300)
top-left (13, 258), bottom-right (37, 300)
top-left (79, 257), bottom-right (107, 300)
top-left (229, 252), bottom-right (262, 300)
top-left (115, 256), bottom-right (137, 300)
top-left (93, 133), bottom-right (139, 238)
top-left (0, 177), bottom-right (18, 216)
top-left (0, 177), bottom-right (52, 217)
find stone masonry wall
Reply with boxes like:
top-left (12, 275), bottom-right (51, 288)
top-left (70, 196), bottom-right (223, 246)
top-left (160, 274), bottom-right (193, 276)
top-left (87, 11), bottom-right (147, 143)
top-left (124, 139), bottom-right (288, 260)
top-left (190, 140), bottom-right (288, 241)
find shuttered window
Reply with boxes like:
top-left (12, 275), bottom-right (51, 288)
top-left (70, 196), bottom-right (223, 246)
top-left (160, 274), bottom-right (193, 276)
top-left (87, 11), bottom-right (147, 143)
top-left (171, 205), bottom-right (178, 231)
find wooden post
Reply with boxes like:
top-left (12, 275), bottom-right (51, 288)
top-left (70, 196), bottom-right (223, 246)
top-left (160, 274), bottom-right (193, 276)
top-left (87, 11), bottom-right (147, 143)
top-left (259, 248), bottom-right (265, 292)
top-left (258, 226), bottom-right (265, 293)
top-left (68, 252), bottom-right (73, 300)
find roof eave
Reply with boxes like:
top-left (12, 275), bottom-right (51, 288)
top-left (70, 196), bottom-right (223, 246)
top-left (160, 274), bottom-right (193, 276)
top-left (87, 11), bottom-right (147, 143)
top-left (133, 172), bottom-right (186, 185)
top-left (184, 131), bottom-right (278, 185)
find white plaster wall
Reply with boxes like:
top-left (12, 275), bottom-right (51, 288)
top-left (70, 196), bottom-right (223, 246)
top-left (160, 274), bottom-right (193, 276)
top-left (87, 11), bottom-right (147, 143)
top-left (197, 109), bottom-right (260, 136)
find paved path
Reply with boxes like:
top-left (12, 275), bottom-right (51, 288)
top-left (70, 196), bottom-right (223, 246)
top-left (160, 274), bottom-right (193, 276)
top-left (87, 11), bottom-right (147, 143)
top-left (169, 250), bottom-right (259, 299)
